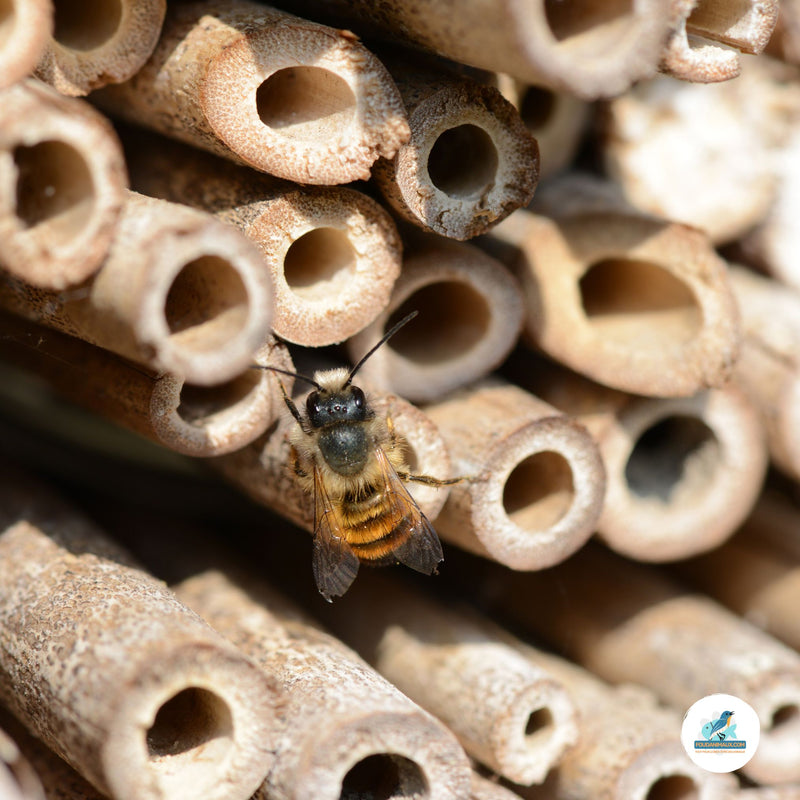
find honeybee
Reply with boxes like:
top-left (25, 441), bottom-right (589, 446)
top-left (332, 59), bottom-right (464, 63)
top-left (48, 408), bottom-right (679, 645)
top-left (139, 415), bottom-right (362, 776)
top-left (266, 312), bottom-right (460, 601)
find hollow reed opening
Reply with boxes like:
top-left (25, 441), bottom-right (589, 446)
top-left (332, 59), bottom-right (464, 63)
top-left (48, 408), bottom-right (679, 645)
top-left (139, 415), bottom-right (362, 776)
top-left (579, 258), bottom-right (701, 350)
top-left (544, 0), bottom-right (634, 52)
top-left (771, 704), bottom-right (800, 731)
top-left (523, 707), bottom-right (555, 752)
top-left (164, 255), bottom-right (250, 354)
top-left (519, 87), bottom-right (557, 131)
top-left (52, 0), bottom-right (122, 51)
top-left (385, 282), bottom-right (491, 365)
top-left (13, 140), bottom-right (95, 242)
top-left (503, 451), bottom-right (574, 530)
top-left (177, 371), bottom-right (261, 425)
top-left (428, 125), bottom-right (499, 198)
top-left (625, 416), bottom-right (719, 504)
top-left (340, 753), bottom-right (428, 800)
top-left (283, 227), bottom-right (357, 301)
top-left (645, 774), bottom-right (699, 800)
top-left (257, 67), bottom-right (356, 142)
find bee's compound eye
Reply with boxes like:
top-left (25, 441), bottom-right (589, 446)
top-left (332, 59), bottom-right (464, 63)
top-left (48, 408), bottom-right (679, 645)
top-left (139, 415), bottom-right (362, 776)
top-left (306, 392), bottom-right (321, 417)
top-left (352, 386), bottom-right (365, 408)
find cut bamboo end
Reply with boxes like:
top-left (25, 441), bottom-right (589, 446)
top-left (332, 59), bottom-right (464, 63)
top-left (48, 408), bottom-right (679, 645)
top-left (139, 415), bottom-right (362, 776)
top-left (0, 473), bottom-right (279, 800)
top-left (661, 0), bottom-right (779, 82)
top-left (0, 80), bottom-right (127, 290)
top-left (94, 0), bottom-right (409, 184)
top-left (173, 570), bottom-right (473, 800)
top-left (346, 238), bottom-right (523, 403)
top-left (0, 190), bottom-right (274, 385)
top-left (489, 208), bottom-right (741, 397)
top-left (426, 380), bottom-right (605, 571)
top-left (0, 0), bottom-right (52, 90)
top-left (34, 0), bottom-right (165, 96)
top-left (729, 266), bottom-right (800, 480)
top-left (0, 722), bottom-right (45, 800)
top-left (372, 63), bottom-right (538, 240)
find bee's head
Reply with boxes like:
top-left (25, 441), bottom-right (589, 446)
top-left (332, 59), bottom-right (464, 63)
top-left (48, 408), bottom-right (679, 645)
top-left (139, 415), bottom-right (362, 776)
top-left (306, 379), bottom-right (369, 428)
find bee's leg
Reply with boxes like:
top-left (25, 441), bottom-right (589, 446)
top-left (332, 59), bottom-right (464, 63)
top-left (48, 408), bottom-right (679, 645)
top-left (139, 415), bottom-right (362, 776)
top-left (288, 446), bottom-right (309, 480)
top-left (399, 472), bottom-right (466, 487)
top-left (276, 377), bottom-right (311, 434)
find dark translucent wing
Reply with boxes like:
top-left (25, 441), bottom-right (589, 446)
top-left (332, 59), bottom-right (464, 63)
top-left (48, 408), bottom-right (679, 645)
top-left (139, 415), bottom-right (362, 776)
top-left (312, 466), bottom-right (359, 601)
top-left (375, 448), bottom-right (444, 575)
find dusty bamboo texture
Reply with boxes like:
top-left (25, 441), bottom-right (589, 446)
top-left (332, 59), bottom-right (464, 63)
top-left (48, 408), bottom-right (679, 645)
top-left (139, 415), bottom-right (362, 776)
top-left (214, 380), bottom-right (455, 535)
top-left (371, 58), bottom-right (538, 240)
top-left (93, 0), bottom-right (409, 185)
top-left (0, 79), bottom-right (127, 290)
top-left (281, 0), bottom-right (672, 99)
top-left (601, 56), bottom-right (800, 245)
top-left (677, 491), bottom-right (800, 654)
top-left (320, 571), bottom-right (578, 785)
top-left (729, 265), bottom-right (800, 480)
top-left (34, 0), bottom-right (165, 96)
top-left (508, 353), bottom-right (768, 561)
top-left (0, 471), bottom-right (280, 800)
top-left (0, 0), bottom-right (51, 90)
top-left (0, 717), bottom-right (46, 800)
top-left (123, 132), bottom-right (401, 347)
top-left (506, 650), bottom-right (737, 800)
top-left (0, 190), bottom-right (274, 386)
top-left (486, 206), bottom-right (740, 399)
top-left (0, 311), bottom-right (291, 458)
top-left (470, 773), bottom-right (525, 800)
top-left (661, 0), bottom-right (779, 82)
top-left (173, 568), bottom-right (473, 800)
top-left (489, 545), bottom-right (800, 785)
top-left (424, 378), bottom-right (605, 570)
top-left (345, 236), bottom-right (524, 402)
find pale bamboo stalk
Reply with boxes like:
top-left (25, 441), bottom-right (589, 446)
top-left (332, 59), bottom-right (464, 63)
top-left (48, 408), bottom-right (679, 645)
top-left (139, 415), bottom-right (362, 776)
top-left (0, 79), bottom-right (127, 290)
top-left (601, 57), bottom-right (800, 244)
top-left (213, 380), bottom-right (455, 535)
top-left (470, 772), bottom-right (524, 800)
top-left (345, 236), bottom-right (524, 402)
top-left (661, 0), bottom-right (779, 83)
top-left (729, 265), bottom-right (800, 480)
top-left (0, 311), bottom-right (290, 457)
top-left (280, 0), bottom-right (672, 99)
top-left (371, 58), bottom-right (538, 240)
top-left (320, 571), bottom-right (578, 785)
top-left (509, 353), bottom-right (768, 561)
top-left (0, 719), bottom-right (46, 800)
top-left (93, 0), bottom-right (409, 185)
top-left (769, 0), bottom-right (800, 65)
top-left (486, 202), bottom-right (741, 398)
top-left (124, 132), bottom-right (401, 347)
top-left (507, 651), bottom-right (736, 800)
top-left (0, 190), bottom-right (274, 386)
top-left (0, 0), bottom-right (52, 90)
top-left (424, 378), bottom-right (605, 570)
top-left (0, 471), bottom-right (279, 800)
top-left (173, 568), bottom-right (473, 800)
top-left (34, 0), bottom-right (165, 96)
top-left (491, 545), bottom-right (800, 785)
top-left (739, 788), bottom-right (800, 800)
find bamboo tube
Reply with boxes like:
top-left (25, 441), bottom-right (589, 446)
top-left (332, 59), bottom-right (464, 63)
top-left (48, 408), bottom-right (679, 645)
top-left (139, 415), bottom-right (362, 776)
top-left (0, 0), bottom-right (52, 90)
top-left (486, 203), bottom-right (741, 398)
top-left (661, 0), bottom-right (779, 83)
top-left (0, 311), bottom-right (291, 457)
top-left (508, 353), bottom-right (768, 561)
top-left (471, 772), bottom-right (525, 800)
top-left (0, 471), bottom-right (280, 800)
top-left (345, 236), bottom-right (524, 402)
top-left (769, 0), bottom-right (800, 65)
top-left (424, 378), bottom-right (605, 570)
top-left (601, 57), bottom-right (800, 245)
top-left (0, 718), bottom-right (46, 800)
top-left (371, 58), bottom-right (538, 240)
top-left (173, 568), bottom-right (473, 800)
top-left (0, 79), bottom-right (127, 291)
top-left (34, 0), bottom-right (165, 96)
top-left (488, 545), bottom-right (800, 785)
top-left (319, 571), bottom-right (578, 785)
top-left (728, 266), bottom-right (800, 480)
top-left (123, 132), bottom-right (401, 347)
top-left (506, 651), bottom-right (737, 800)
top-left (0, 190), bottom-right (274, 386)
top-left (93, 0), bottom-right (409, 185)
top-left (279, 0), bottom-right (672, 99)
top-left (739, 788), bottom-right (800, 800)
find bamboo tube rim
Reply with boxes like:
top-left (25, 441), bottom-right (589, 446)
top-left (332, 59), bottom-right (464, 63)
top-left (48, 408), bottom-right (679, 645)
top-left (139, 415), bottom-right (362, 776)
top-left (0, 0), bottom-right (52, 90)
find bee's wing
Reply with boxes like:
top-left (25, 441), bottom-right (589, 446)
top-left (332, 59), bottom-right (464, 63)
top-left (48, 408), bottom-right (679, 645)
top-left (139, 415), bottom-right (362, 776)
top-left (312, 465), bottom-right (359, 602)
top-left (375, 447), bottom-right (444, 575)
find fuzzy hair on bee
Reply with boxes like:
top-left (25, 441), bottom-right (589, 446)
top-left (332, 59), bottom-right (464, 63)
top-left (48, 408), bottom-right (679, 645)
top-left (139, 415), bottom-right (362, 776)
top-left (258, 312), bottom-right (461, 601)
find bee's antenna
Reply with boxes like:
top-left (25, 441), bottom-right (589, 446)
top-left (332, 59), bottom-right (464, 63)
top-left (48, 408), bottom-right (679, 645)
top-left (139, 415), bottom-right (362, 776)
top-left (250, 364), bottom-right (323, 391)
top-left (345, 310), bottom-right (418, 386)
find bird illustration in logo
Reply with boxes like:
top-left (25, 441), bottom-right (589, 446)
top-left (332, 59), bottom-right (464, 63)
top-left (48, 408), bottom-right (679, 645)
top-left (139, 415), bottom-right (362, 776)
top-left (701, 710), bottom-right (736, 741)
